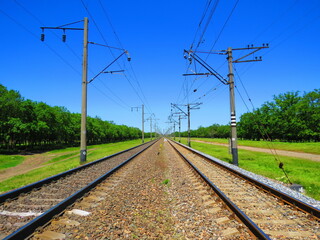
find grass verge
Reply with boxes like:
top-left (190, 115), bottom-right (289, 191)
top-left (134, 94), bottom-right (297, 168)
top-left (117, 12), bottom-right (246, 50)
top-left (0, 139), bottom-right (148, 193)
top-left (0, 156), bottom-right (25, 170)
top-left (192, 137), bottom-right (320, 154)
top-left (180, 138), bottom-right (320, 200)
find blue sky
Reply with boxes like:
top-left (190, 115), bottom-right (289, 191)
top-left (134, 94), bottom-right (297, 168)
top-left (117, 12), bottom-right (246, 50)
top-left (1, 0), bottom-right (319, 133)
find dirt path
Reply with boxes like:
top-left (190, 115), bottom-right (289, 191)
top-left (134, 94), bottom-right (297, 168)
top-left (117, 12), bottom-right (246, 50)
top-left (192, 140), bottom-right (320, 162)
top-left (0, 151), bottom-right (78, 182)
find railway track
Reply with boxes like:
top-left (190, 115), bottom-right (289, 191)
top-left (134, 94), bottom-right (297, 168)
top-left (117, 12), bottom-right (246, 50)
top-left (0, 140), bottom-right (156, 239)
top-left (1, 138), bottom-right (319, 239)
top-left (28, 138), bottom-right (259, 239)
top-left (168, 139), bottom-right (320, 239)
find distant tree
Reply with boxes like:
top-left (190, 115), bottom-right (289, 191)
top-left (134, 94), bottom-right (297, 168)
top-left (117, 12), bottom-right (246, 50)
top-left (238, 89), bottom-right (320, 142)
top-left (0, 84), bottom-right (142, 150)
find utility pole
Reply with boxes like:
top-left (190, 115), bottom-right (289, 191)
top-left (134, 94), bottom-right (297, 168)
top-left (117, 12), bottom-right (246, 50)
top-left (171, 103), bottom-right (202, 147)
top-left (40, 18), bottom-right (88, 164)
top-left (173, 120), bottom-right (176, 140)
top-left (131, 104), bottom-right (145, 143)
top-left (146, 116), bottom-right (153, 140)
top-left (167, 115), bottom-right (178, 140)
top-left (178, 115), bottom-right (183, 142)
top-left (142, 104), bottom-right (144, 143)
top-left (184, 44), bottom-right (269, 165)
top-left (150, 117), bottom-right (152, 140)
top-left (80, 17), bottom-right (89, 163)
top-left (153, 117), bottom-right (160, 139)
top-left (227, 47), bottom-right (238, 166)
top-left (172, 114), bottom-right (186, 143)
top-left (187, 104), bottom-right (191, 146)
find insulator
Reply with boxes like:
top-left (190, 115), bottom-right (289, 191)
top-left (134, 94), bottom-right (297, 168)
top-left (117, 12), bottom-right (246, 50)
top-left (62, 34), bottom-right (66, 42)
top-left (41, 33), bottom-right (45, 41)
top-left (127, 57), bottom-right (131, 62)
top-left (279, 162), bottom-right (284, 169)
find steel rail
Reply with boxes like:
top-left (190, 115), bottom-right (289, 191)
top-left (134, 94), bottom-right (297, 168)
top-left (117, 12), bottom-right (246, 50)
top-left (167, 139), bottom-right (271, 240)
top-left (0, 140), bottom-right (155, 204)
top-left (171, 139), bottom-right (320, 219)
top-left (3, 139), bottom-right (159, 240)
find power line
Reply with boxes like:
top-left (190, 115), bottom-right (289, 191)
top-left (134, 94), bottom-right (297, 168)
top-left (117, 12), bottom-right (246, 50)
top-left (90, 82), bottom-right (128, 109)
top-left (190, 0), bottom-right (212, 49)
top-left (234, 68), bottom-right (292, 184)
top-left (195, 0), bottom-right (220, 51)
top-left (14, 0), bottom-right (83, 63)
top-left (0, 7), bottom-right (81, 76)
top-left (98, 0), bottom-right (154, 114)
top-left (195, 0), bottom-right (240, 77)
top-left (206, 0), bottom-right (240, 55)
top-left (81, 0), bottom-right (153, 115)
top-left (250, 0), bottom-right (299, 43)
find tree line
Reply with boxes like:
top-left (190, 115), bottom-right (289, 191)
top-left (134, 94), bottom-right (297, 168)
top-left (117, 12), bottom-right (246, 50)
top-left (0, 84), bottom-right (142, 150)
top-left (178, 89), bottom-right (319, 142)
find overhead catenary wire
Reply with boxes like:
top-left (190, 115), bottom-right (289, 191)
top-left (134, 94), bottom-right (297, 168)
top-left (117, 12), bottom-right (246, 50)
top-left (80, 0), bottom-right (154, 115)
top-left (205, 0), bottom-right (240, 58)
top-left (14, 0), bottom-right (140, 112)
top-left (194, 0), bottom-right (220, 51)
top-left (97, 0), bottom-right (154, 114)
top-left (0, 7), bottom-right (81, 76)
top-left (180, 0), bottom-right (239, 107)
top-left (13, 0), bottom-right (84, 63)
top-left (90, 82), bottom-right (128, 109)
top-left (178, 0), bottom-right (221, 106)
top-left (234, 68), bottom-right (292, 184)
top-left (250, 0), bottom-right (300, 43)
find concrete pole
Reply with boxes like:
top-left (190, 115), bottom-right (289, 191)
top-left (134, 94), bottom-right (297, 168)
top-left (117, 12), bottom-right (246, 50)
top-left (173, 121), bottom-right (176, 140)
top-left (227, 47), bottom-right (239, 166)
top-left (179, 116), bottom-right (181, 143)
top-left (150, 117), bottom-right (153, 140)
top-left (80, 17), bottom-right (88, 164)
top-left (187, 104), bottom-right (191, 147)
top-left (142, 104), bottom-right (144, 143)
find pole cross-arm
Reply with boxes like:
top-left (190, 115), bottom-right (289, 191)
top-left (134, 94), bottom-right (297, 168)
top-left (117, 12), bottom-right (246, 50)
top-left (184, 50), bottom-right (228, 85)
top-left (171, 103), bottom-right (187, 116)
top-left (88, 51), bottom-right (126, 84)
top-left (232, 45), bottom-right (269, 63)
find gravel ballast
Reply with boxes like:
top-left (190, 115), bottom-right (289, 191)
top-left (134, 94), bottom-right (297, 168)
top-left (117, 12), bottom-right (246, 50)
top-left (32, 139), bottom-right (254, 239)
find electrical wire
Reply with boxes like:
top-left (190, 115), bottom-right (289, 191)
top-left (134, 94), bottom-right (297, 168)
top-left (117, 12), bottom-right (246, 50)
top-left (178, 0), bottom-right (221, 106)
top-left (190, 0), bottom-right (212, 50)
top-left (97, 0), bottom-right (153, 114)
top-left (206, 0), bottom-right (240, 56)
top-left (195, 0), bottom-right (220, 51)
top-left (234, 68), bottom-right (292, 184)
top-left (250, 0), bottom-right (299, 43)
top-left (0, 7), bottom-right (81, 76)
top-left (14, 0), bottom-right (140, 111)
top-left (81, 0), bottom-right (154, 115)
top-left (13, 0), bottom-right (83, 63)
top-left (90, 82), bottom-right (128, 109)
top-left (181, 0), bottom-right (239, 107)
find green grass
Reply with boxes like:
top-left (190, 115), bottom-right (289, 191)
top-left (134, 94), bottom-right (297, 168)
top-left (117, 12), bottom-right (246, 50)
top-left (0, 139), bottom-right (148, 193)
top-left (0, 155), bottom-right (25, 170)
top-left (191, 137), bottom-right (320, 154)
top-left (44, 153), bottom-right (78, 164)
top-left (180, 138), bottom-right (320, 200)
